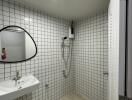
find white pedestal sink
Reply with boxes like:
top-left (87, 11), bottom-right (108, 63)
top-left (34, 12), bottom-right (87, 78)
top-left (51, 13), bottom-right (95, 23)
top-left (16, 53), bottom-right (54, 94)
top-left (0, 75), bottom-right (40, 100)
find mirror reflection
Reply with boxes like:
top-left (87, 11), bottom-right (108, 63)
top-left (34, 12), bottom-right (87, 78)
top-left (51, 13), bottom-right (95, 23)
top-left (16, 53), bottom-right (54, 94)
top-left (0, 26), bottom-right (37, 62)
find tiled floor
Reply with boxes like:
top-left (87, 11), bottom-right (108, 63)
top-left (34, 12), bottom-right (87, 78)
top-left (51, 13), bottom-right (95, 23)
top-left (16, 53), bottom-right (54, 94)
top-left (60, 95), bottom-right (87, 100)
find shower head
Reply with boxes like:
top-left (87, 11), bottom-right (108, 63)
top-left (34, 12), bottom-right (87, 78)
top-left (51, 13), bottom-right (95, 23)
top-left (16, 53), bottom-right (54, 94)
top-left (63, 37), bottom-right (67, 40)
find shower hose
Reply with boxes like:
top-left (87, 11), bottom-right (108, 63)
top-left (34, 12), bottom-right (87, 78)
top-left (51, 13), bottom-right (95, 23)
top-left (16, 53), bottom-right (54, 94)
top-left (61, 39), bottom-right (73, 78)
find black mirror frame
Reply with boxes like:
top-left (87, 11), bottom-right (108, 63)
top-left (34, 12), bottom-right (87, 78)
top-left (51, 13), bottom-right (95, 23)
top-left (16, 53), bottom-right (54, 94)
top-left (0, 25), bottom-right (38, 63)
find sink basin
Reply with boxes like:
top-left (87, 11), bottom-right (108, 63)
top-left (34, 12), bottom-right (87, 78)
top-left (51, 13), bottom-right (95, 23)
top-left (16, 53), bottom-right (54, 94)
top-left (0, 75), bottom-right (40, 100)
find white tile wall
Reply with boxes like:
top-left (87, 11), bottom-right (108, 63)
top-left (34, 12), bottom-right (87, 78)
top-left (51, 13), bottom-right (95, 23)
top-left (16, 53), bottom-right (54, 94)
top-left (0, 0), bottom-right (110, 100)
top-left (0, 0), bottom-right (73, 100)
top-left (72, 12), bottom-right (108, 100)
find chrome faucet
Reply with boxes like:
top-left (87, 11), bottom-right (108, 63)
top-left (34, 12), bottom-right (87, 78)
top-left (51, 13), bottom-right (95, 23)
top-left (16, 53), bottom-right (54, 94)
top-left (13, 70), bottom-right (21, 85)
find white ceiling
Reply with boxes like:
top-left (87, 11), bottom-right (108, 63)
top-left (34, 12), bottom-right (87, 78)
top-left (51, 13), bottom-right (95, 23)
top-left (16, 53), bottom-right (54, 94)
top-left (21, 0), bottom-right (109, 20)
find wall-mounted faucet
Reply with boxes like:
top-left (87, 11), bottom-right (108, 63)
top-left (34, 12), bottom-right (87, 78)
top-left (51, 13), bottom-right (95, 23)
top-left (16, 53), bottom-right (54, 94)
top-left (13, 70), bottom-right (21, 85)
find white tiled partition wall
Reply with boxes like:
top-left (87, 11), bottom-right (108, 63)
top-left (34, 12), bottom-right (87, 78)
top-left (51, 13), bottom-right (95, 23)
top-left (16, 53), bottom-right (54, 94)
top-left (73, 12), bottom-right (108, 100)
top-left (108, 0), bottom-right (120, 100)
top-left (0, 0), bottom-right (73, 100)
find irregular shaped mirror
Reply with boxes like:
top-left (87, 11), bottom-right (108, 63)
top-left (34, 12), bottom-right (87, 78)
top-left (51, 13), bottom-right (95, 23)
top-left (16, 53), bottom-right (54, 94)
top-left (0, 26), bottom-right (37, 63)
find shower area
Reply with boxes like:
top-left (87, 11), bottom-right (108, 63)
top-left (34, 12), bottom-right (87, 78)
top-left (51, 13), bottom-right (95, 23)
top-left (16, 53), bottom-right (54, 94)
top-left (0, 0), bottom-right (120, 100)
top-left (60, 13), bottom-right (108, 100)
